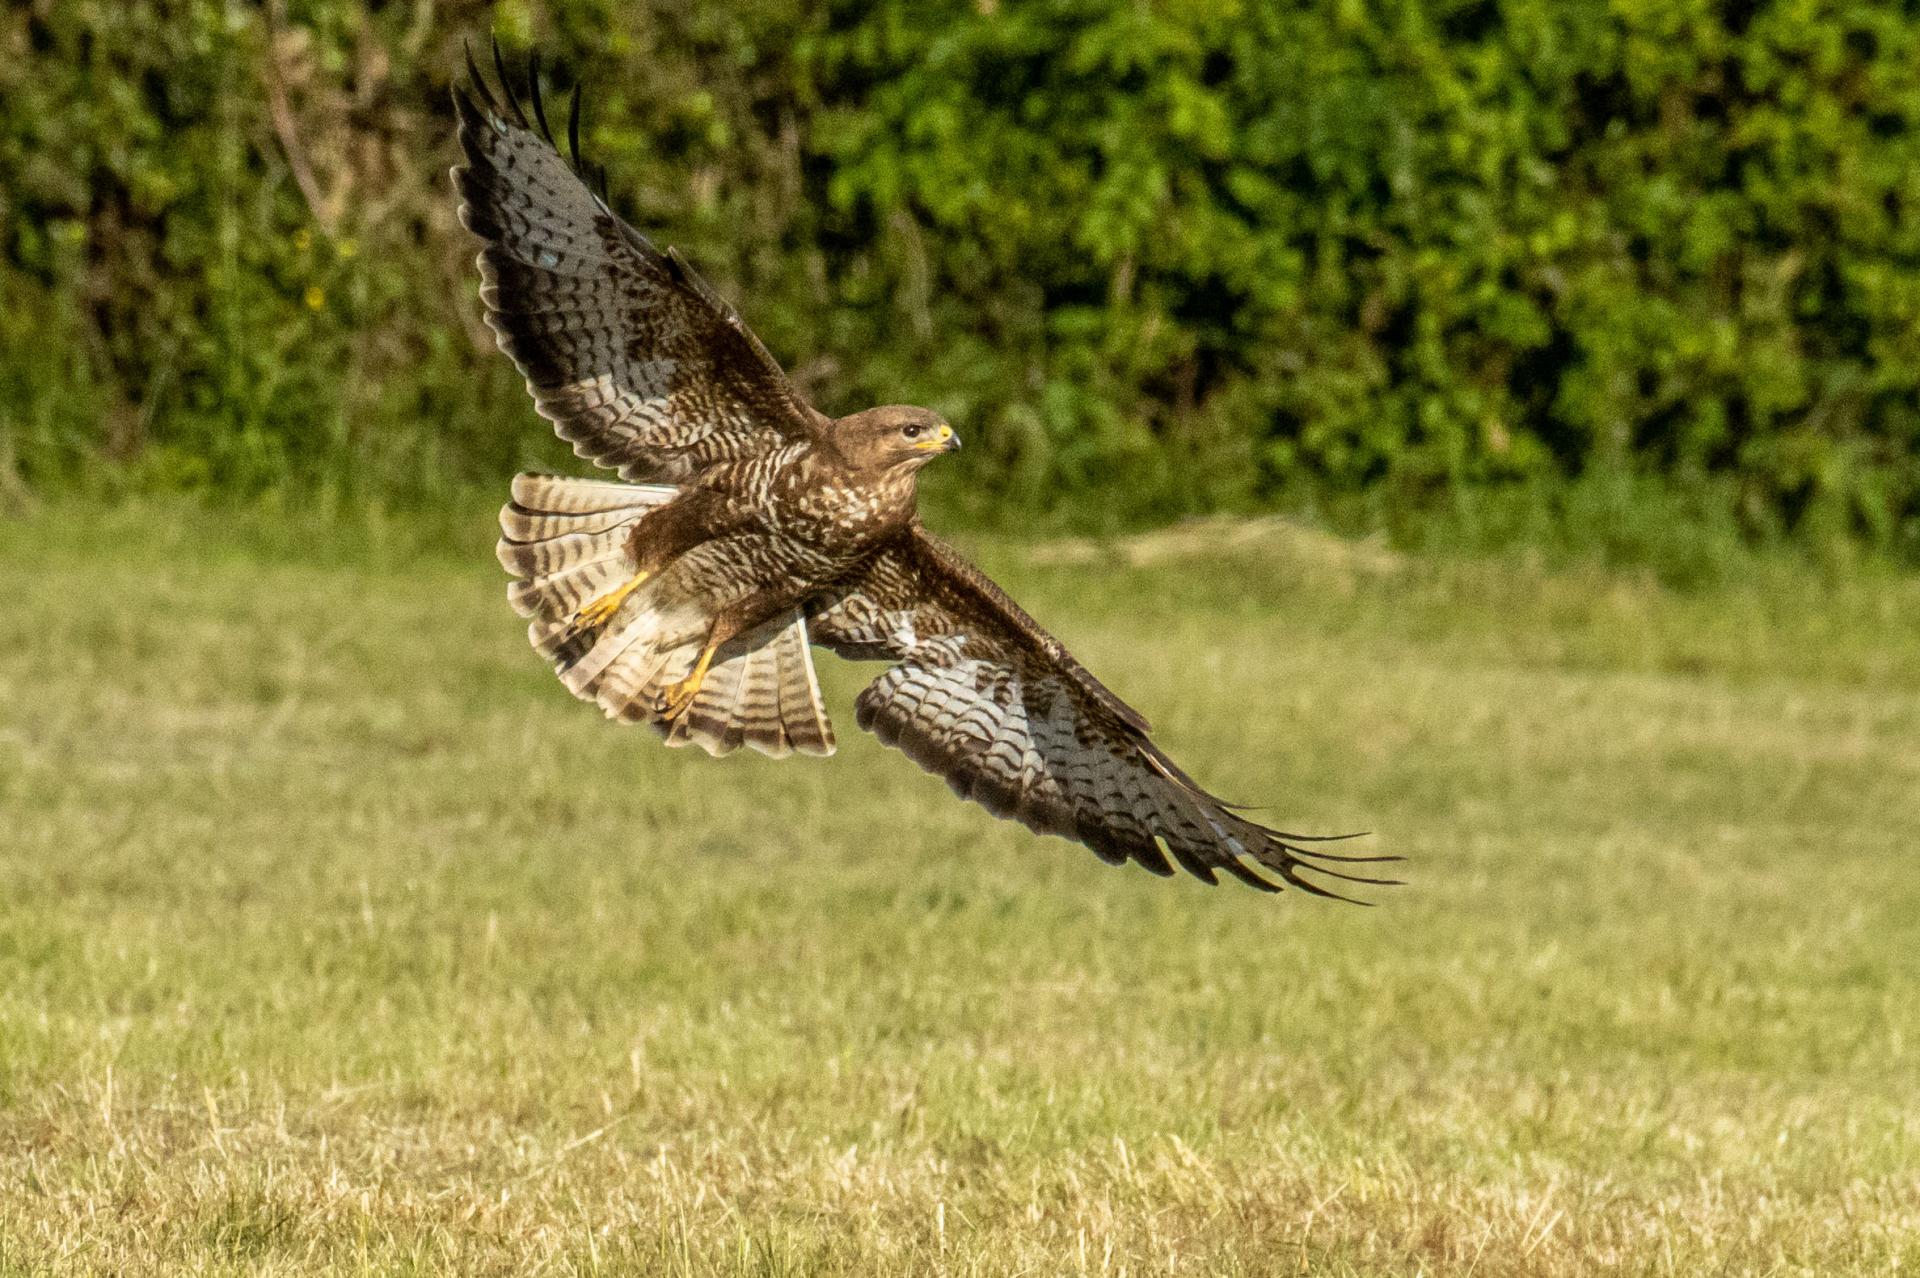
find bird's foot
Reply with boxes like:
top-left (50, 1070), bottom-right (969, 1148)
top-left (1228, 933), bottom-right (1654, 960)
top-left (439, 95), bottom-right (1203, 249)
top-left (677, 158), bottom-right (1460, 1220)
top-left (655, 673), bottom-right (703, 723)
top-left (655, 645), bottom-right (716, 724)
top-left (565, 572), bottom-right (648, 638)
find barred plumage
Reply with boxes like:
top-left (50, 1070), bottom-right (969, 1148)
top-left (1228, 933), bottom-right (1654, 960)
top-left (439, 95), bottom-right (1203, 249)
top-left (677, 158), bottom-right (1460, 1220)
top-left (452, 46), bottom-right (823, 486)
top-left (499, 473), bottom-right (833, 759)
top-left (457, 46), bottom-right (1393, 898)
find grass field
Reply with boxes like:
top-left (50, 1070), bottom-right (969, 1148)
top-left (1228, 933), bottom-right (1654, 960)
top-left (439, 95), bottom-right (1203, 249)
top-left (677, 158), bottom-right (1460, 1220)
top-left (1, 501), bottom-right (1916, 1275)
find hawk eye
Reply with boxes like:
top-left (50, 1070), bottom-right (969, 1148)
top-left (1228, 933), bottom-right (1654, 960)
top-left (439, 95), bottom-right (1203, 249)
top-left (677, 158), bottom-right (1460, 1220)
top-left (902, 423), bottom-right (922, 439)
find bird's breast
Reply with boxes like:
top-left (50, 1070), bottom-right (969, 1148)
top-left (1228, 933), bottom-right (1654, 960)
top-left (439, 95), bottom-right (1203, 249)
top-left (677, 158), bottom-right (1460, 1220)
top-left (773, 475), bottom-right (907, 550)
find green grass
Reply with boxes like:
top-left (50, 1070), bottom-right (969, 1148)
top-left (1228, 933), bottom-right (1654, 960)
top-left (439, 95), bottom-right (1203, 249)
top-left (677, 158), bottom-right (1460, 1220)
top-left (1, 501), bottom-right (1917, 1275)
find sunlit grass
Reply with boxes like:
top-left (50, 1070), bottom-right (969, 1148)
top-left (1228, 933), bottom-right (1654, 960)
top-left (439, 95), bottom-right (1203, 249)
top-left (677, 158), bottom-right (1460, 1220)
top-left (1, 501), bottom-right (1916, 1274)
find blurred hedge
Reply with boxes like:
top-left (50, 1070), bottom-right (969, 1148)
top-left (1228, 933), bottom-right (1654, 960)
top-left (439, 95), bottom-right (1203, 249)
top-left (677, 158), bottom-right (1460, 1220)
top-left (3, 0), bottom-right (1918, 543)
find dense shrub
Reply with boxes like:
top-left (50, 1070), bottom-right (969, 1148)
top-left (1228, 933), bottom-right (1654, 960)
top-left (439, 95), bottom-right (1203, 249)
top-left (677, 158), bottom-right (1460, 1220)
top-left (2, 0), bottom-right (1917, 543)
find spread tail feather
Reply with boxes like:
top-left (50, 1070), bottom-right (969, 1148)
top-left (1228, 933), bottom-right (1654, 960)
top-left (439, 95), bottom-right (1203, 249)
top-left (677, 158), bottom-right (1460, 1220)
top-left (661, 612), bottom-right (836, 758)
top-left (498, 472), bottom-right (836, 759)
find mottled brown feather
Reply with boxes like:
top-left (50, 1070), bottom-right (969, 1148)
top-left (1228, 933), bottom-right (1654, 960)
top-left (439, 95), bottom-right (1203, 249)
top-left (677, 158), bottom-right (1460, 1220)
top-left (808, 528), bottom-right (1399, 897)
top-left (464, 53), bottom-right (1384, 898)
top-left (452, 61), bottom-right (827, 485)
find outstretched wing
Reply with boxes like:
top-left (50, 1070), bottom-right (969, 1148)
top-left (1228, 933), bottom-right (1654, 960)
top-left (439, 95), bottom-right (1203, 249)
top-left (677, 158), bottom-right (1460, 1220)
top-left (805, 530), bottom-right (1399, 898)
top-left (452, 46), bottom-right (825, 483)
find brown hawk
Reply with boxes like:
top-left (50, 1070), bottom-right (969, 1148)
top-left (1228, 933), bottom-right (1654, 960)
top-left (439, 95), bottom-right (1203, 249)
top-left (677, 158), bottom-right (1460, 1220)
top-left (453, 47), bottom-right (1395, 898)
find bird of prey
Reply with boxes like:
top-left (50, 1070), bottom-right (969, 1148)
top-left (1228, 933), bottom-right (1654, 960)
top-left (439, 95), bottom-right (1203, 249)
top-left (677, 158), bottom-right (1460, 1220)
top-left (452, 47), bottom-right (1395, 898)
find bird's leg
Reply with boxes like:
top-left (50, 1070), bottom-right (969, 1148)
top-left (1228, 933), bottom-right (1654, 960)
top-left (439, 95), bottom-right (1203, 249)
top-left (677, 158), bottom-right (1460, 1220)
top-left (655, 596), bottom-right (772, 725)
top-left (564, 570), bottom-right (648, 637)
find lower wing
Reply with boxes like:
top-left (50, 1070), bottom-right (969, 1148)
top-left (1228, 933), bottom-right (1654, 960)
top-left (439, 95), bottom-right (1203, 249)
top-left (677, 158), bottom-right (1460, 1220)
top-left (804, 529), bottom-right (1399, 899)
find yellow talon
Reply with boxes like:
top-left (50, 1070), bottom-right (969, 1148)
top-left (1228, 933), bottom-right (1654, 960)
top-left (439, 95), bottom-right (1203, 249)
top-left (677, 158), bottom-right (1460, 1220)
top-left (657, 644), bottom-right (717, 723)
top-left (566, 571), bottom-right (648, 636)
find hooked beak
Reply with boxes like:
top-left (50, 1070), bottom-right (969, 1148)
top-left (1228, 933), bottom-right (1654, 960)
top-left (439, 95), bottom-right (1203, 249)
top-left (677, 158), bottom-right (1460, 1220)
top-left (915, 423), bottom-right (960, 453)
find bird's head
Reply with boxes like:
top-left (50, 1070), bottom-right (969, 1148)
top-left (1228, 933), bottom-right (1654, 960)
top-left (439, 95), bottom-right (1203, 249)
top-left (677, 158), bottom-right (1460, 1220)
top-left (836, 405), bottom-right (961, 474)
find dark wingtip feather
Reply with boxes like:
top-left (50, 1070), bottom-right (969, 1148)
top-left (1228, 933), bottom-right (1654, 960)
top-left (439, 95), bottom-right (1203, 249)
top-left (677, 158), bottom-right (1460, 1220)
top-left (463, 39), bottom-right (499, 114)
top-left (491, 37), bottom-right (528, 126)
top-left (1278, 869), bottom-right (1374, 905)
top-left (451, 81), bottom-right (493, 152)
top-left (1215, 858), bottom-right (1283, 893)
top-left (1290, 847), bottom-right (1403, 865)
top-left (1249, 833), bottom-right (1405, 902)
top-left (567, 82), bottom-right (584, 170)
top-left (1159, 836), bottom-right (1221, 885)
top-left (528, 51), bottom-right (554, 144)
top-left (1262, 825), bottom-right (1400, 865)
top-left (1293, 863), bottom-right (1405, 888)
top-left (1134, 847), bottom-right (1178, 878)
top-left (1276, 830), bottom-right (1371, 843)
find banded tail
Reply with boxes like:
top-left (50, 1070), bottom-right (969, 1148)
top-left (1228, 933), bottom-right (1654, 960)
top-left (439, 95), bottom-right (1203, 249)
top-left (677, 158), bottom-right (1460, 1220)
top-left (497, 473), bottom-right (836, 758)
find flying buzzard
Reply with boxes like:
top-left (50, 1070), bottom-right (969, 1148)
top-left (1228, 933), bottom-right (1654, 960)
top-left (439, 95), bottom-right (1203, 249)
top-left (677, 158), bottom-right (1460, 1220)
top-left (453, 48), bottom-right (1395, 898)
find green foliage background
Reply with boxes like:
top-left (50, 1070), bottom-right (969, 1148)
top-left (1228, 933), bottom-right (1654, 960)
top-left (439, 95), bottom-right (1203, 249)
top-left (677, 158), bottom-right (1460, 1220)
top-left (3, 0), bottom-right (1918, 545)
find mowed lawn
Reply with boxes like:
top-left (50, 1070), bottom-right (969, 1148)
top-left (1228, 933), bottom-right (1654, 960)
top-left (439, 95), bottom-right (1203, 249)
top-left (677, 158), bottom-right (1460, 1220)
top-left (1, 503), bottom-right (1916, 1276)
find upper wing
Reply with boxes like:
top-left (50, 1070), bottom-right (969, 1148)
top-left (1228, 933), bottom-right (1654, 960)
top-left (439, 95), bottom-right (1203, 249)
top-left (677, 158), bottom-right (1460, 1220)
top-left (805, 529), bottom-right (1399, 898)
top-left (452, 46), bottom-right (826, 483)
